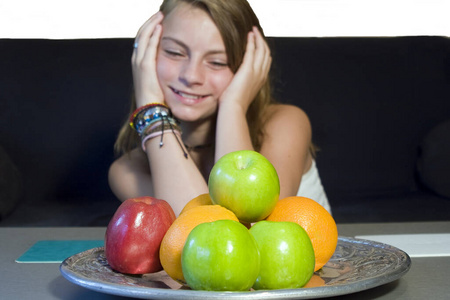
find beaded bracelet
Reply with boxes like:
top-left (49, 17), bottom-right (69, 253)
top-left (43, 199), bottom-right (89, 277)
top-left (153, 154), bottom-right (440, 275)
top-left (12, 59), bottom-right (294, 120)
top-left (141, 129), bottom-right (182, 151)
top-left (129, 103), bottom-right (169, 123)
top-left (132, 107), bottom-right (170, 134)
top-left (129, 103), bottom-right (170, 134)
top-left (142, 121), bottom-right (182, 138)
top-left (140, 116), bottom-right (181, 145)
top-left (141, 118), bottom-right (180, 136)
top-left (141, 117), bottom-right (187, 158)
top-left (137, 117), bottom-right (178, 139)
top-left (132, 103), bottom-right (188, 158)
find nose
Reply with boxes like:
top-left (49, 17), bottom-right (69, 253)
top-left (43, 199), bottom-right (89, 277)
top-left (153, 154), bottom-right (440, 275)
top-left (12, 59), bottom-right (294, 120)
top-left (179, 59), bottom-right (204, 86)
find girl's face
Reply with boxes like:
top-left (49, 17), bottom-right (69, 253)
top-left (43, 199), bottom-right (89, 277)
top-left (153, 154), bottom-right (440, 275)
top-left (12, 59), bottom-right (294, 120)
top-left (156, 3), bottom-right (234, 122)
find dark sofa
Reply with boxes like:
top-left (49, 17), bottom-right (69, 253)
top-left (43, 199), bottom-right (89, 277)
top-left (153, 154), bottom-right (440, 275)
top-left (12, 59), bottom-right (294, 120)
top-left (1, 36), bottom-right (449, 226)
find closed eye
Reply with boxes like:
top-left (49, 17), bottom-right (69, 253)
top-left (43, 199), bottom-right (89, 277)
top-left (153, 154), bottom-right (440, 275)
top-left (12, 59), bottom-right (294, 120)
top-left (165, 49), bottom-right (185, 57)
top-left (208, 61), bottom-right (229, 69)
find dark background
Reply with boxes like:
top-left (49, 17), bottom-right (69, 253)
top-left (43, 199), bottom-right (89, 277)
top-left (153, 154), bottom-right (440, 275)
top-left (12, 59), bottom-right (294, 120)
top-left (1, 36), bottom-right (449, 226)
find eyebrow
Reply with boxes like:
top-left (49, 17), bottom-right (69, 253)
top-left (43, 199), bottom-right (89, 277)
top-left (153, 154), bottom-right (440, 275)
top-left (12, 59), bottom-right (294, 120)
top-left (161, 37), bottom-right (227, 55)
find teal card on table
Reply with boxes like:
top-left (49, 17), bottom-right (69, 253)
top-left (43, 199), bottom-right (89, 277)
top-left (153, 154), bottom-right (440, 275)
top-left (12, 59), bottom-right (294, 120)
top-left (16, 240), bottom-right (104, 263)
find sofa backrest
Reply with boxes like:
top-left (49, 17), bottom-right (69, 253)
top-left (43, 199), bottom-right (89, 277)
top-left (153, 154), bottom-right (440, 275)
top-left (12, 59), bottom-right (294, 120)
top-left (1, 37), bottom-right (449, 213)
top-left (1, 39), bottom-right (133, 205)
top-left (270, 37), bottom-right (450, 203)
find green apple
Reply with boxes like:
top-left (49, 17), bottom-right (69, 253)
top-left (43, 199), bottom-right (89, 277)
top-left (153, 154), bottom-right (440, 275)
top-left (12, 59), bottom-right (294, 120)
top-left (208, 150), bottom-right (280, 223)
top-left (181, 219), bottom-right (260, 291)
top-left (249, 221), bottom-right (315, 290)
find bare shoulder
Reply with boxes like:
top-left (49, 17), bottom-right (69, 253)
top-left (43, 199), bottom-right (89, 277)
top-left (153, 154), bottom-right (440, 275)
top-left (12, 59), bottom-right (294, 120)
top-left (260, 104), bottom-right (313, 194)
top-left (264, 104), bottom-right (311, 133)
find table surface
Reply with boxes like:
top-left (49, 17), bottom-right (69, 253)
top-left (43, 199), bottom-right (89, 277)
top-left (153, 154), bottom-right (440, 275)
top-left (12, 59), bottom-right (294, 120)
top-left (1, 221), bottom-right (449, 300)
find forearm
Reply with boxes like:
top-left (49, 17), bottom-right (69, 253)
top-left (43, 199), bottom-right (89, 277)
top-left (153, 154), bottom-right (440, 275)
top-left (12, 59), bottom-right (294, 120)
top-left (213, 27), bottom-right (270, 162)
top-left (144, 133), bottom-right (208, 216)
top-left (214, 102), bottom-right (254, 162)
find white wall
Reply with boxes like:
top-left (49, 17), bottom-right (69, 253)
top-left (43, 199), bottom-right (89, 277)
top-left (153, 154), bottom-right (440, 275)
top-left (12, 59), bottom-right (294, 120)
top-left (1, 0), bottom-right (449, 39)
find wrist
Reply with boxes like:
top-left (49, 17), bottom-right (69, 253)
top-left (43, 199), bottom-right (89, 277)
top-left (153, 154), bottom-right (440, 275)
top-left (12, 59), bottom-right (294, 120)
top-left (129, 103), bottom-right (170, 135)
top-left (135, 99), bottom-right (166, 109)
top-left (134, 90), bottom-right (165, 108)
top-left (128, 104), bottom-right (188, 158)
top-left (218, 100), bottom-right (248, 116)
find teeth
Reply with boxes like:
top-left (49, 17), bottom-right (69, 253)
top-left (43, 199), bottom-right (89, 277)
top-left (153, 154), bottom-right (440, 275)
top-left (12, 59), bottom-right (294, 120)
top-left (174, 89), bottom-right (201, 100)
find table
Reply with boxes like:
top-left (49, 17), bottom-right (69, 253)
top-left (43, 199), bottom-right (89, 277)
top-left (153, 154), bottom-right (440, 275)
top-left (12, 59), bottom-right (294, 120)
top-left (1, 222), bottom-right (449, 300)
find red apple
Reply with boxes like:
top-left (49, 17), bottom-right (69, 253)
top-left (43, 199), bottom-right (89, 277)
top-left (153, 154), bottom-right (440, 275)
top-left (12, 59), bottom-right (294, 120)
top-left (104, 196), bottom-right (176, 274)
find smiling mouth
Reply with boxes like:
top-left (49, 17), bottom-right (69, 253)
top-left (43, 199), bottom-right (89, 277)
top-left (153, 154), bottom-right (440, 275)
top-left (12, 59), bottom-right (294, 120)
top-left (171, 87), bottom-right (208, 100)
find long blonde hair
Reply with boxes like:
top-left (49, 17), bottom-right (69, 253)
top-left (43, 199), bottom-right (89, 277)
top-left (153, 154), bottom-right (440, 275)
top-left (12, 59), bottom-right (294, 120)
top-left (114, 0), bottom-right (274, 154)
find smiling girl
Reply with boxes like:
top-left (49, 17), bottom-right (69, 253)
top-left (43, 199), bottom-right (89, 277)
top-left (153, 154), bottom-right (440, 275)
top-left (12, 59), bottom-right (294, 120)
top-left (108, 0), bottom-right (331, 216)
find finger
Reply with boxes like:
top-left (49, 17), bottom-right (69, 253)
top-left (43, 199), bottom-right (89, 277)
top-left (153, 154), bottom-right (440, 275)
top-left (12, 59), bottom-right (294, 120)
top-left (261, 44), bottom-right (272, 76)
top-left (251, 27), bottom-right (272, 80)
top-left (252, 27), bottom-right (270, 70)
top-left (133, 12), bottom-right (164, 63)
top-left (239, 31), bottom-right (256, 71)
top-left (135, 11), bottom-right (162, 37)
top-left (132, 12), bottom-right (164, 63)
top-left (145, 24), bottom-right (163, 62)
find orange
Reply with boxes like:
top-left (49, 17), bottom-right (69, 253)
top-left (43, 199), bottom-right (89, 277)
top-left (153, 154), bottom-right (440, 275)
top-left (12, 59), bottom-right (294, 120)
top-left (159, 205), bottom-right (239, 284)
top-left (303, 275), bottom-right (325, 288)
top-left (179, 193), bottom-right (212, 215)
top-left (266, 196), bottom-right (338, 271)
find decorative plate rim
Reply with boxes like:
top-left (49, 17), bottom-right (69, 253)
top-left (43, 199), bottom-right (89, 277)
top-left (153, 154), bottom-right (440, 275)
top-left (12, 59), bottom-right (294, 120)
top-left (60, 236), bottom-right (411, 299)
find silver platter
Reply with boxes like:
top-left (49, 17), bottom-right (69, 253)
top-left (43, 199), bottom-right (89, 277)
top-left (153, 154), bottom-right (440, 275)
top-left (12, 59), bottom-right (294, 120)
top-left (60, 236), bottom-right (411, 299)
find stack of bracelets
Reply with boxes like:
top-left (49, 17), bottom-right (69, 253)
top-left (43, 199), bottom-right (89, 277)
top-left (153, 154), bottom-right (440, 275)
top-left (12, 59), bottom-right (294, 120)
top-left (129, 103), bottom-right (188, 158)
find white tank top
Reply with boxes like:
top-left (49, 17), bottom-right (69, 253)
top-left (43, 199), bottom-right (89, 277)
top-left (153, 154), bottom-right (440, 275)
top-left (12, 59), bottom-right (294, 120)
top-left (296, 160), bottom-right (332, 214)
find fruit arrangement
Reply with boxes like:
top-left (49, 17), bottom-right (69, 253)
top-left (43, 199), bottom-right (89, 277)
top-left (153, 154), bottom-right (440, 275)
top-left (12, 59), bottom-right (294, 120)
top-left (105, 150), bottom-right (338, 291)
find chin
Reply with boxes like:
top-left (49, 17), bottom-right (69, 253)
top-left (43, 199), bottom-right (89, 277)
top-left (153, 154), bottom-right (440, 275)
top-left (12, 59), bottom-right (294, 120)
top-left (168, 103), bottom-right (218, 124)
top-left (174, 111), bottom-right (217, 124)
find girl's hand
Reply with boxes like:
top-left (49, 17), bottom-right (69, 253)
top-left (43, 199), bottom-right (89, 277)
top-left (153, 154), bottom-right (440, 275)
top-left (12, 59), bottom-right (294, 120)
top-left (132, 12), bottom-right (165, 108)
top-left (219, 27), bottom-right (272, 112)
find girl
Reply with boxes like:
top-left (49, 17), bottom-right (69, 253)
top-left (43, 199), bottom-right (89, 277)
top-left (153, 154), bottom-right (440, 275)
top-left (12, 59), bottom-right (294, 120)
top-left (108, 0), bottom-right (330, 216)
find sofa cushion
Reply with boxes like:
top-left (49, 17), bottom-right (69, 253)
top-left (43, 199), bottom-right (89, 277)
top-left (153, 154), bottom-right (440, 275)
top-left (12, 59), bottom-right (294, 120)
top-left (0, 146), bottom-right (22, 220)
